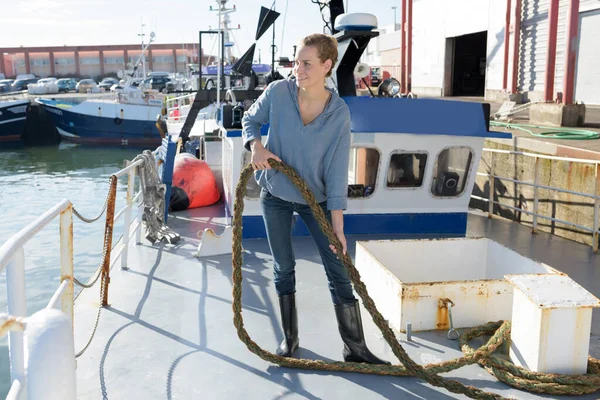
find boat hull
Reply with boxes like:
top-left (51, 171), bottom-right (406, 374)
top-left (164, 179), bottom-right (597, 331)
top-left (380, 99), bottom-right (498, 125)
top-left (36, 99), bottom-right (163, 147)
top-left (0, 100), bottom-right (29, 147)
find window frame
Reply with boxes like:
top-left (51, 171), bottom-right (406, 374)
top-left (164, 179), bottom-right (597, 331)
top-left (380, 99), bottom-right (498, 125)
top-left (384, 150), bottom-right (429, 190)
top-left (347, 145), bottom-right (382, 200)
top-left (429, 145), bottom-right (475, 199)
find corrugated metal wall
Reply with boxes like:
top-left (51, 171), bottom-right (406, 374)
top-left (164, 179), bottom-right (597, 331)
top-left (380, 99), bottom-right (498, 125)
top-left (519, 0), bottom-right (598, 94)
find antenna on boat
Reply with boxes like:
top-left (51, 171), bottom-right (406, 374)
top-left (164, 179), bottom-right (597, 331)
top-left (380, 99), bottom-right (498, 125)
top-left (209, 0), bottom-right (237, 105)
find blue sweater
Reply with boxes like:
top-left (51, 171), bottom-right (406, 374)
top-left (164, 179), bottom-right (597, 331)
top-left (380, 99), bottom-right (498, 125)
top-left (242, 78), bottom-right (351, 210)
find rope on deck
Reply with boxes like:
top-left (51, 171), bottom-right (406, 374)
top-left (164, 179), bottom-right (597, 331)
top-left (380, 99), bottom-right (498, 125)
top-left (231, 159), bottom-right (600, 399)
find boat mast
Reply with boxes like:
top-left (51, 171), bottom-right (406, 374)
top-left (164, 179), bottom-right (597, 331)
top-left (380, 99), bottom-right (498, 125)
top-left (271, 0), bottom-right (276, 80)
top-left (217, 0), bottom-right (221, 106)
top-left (139, 20), bottom-right (146, 78)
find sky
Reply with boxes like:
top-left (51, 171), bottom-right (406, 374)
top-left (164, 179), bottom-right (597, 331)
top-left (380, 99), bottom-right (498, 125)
top-left (0, 0), bottom-right (402, 65)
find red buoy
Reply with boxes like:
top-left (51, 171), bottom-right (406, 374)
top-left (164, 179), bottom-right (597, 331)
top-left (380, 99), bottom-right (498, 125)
top-left (172, 153), bottom-right (220, 209)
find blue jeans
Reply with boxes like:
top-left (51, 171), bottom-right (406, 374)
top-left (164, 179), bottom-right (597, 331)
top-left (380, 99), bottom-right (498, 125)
top-left (260, 189), bottom-right (356, 305)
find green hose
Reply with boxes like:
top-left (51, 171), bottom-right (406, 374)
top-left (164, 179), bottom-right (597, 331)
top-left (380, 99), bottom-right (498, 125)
top-left (490, 121), bottom-right (600, 140)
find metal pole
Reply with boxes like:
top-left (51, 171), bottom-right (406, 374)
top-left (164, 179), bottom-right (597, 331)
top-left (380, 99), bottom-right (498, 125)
top-left (510, 0), bottom-right (522, 93)
top-left (562, 0), bottom-right (581, 105)
top-left (502, 0), bottom-right (512, 90)
top-left (488, 152), bottom-right (495, 217)
top-left (6, 248), bottom-right (26, 392)
top-left (400, 0), bottom-right (406, 93)
top-left (544, 0), bottom-right (560, 102)
top-left (217, 3), bottom-right (222, 105)
top-left (198, 32), bottom-right (203, 90)
top-left (59, 205), bottom-right (74, 325)
top-left (136, 191), bottom-right (143, 245)
top-left (101, 177), bottom-right (118, 307)
top-left (221, 31), bottom-right (225, 87)
top-left (533, 157), bottom-right (540, 232)
top-left (121, 162), bottom-right (135, 270)
top-left (271, 21), bottom-right (276, 81)
top-left (406, 0), bottom-right (413, 93)
top-left (392, 6), bottom-right (397, 30)
top-left (594, 163), bottom-right (599, 252)
top-left (140, 22), bottom-right (146, 78)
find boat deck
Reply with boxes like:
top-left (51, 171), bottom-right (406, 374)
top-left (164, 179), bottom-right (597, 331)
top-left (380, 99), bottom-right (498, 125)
top-left (73, 206), bottom-right (600, 400)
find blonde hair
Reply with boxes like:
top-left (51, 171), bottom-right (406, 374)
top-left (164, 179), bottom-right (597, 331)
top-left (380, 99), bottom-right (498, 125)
top-left (299, 33), bottom-right (338, 77)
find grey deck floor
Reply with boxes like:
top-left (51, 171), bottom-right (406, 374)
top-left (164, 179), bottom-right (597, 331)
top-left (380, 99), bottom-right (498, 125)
top-left (73, 206), bottom-right (600, 400)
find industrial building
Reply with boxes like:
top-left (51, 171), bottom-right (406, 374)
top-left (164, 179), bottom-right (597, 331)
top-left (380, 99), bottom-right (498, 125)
top-left (0, 43), bottom-right (201, 80)
top-left (362, 0), bottom-right (600, 105)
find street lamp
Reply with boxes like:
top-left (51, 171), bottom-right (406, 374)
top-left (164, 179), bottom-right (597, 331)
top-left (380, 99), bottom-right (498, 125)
top-left (392, 6), bottom-right (397, 31)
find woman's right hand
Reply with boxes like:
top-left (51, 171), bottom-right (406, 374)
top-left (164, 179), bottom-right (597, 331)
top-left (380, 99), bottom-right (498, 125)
top-left (251, 140), bottom-right (281, 170)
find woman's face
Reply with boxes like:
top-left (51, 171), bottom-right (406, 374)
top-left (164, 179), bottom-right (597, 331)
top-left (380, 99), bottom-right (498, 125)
top-left (293, 45), bottom-right (332, 89)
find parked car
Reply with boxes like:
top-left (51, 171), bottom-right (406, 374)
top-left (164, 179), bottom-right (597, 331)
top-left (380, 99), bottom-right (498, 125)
top-left (10, 78), bottom-right (39, 91)
top-left (148, 76), bottom-right (174, 93)
top-left (76, 79), bottom-right (98, 93)
top-left (28, 78), bottom-right (59, 95)
top-left (56, 78), bottom-right (78, 93)
top-left (98, 77), bottom-right (119, 91)
top-left (370, 67), bottom-right (382, 87)
top-left (0, 79), bottom-right (14, 92)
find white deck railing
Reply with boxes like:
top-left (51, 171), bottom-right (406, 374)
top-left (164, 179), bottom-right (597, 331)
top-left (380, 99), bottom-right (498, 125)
top-left (0, 157), bottom-right (145, 400)
top-left (471, 148), bottom-right (600, 252)
top-left (165, 93), bottom-right (196, 124)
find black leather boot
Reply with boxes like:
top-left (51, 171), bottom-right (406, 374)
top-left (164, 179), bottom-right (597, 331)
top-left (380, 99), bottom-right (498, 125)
top-left (276, 294), bottom-right (299, 357)
top-left (334, 300), bottom-right (391, 364)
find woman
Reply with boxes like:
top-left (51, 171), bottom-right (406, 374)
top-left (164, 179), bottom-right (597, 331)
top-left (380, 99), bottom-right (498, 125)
top-left (242, 33), bottom-right (389, 365)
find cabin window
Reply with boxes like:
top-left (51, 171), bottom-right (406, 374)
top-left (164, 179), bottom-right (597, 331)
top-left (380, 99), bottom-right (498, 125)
top-left (242, 151), bottom-right (261, 199)
top-left (431, 147), bottom-right (474, 197)
top-left (386, 152), bottom-right (428, 188)
top-left (348, 147), bottom-right (380, 198)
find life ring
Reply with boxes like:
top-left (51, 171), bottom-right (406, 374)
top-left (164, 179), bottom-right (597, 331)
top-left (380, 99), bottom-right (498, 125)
top-left (114, 117), bottom-right (122, 125)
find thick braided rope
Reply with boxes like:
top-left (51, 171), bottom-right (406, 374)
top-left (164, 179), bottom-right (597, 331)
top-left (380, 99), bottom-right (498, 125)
top-left (231, 160), bottom-right (600, 398)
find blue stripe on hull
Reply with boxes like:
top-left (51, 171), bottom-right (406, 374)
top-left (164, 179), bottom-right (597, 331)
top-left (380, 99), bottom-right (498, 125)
top-left (40, 104), bottom-right (162, 147)
top-left (239, 212), bottom-right (468, 239)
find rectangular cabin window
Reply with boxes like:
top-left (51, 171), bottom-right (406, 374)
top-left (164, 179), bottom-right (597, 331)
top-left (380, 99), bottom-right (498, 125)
top-left (348, 147), bottom-right (380, 198)
top-left (431, 147), bottom-right (473, 197)
top-left (242, 151), bottom-right (261, 199)
top-left (386, 152), bottom-right (427, 188)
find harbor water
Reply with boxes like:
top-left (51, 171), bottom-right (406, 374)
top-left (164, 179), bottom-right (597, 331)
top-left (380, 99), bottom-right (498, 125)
top-left (0, 145), bottom-right (141, 397)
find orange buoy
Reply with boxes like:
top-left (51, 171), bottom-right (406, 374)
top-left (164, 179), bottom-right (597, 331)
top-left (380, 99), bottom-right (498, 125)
top-left (171, 153), bottom-right (220, 210)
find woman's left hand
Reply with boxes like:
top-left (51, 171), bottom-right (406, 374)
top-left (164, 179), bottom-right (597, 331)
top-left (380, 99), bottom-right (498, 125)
top-left (329, 230), bottom-right (347, 256)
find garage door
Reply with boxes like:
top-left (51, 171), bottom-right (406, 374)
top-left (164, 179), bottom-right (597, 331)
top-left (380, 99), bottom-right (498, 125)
top-left (575, 9), bottom-right (600, 105)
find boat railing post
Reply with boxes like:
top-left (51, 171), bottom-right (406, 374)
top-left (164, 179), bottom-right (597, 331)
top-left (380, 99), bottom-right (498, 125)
top-left (532, 156), bottom-right (540, 233)
top-left (101, 177), bottom-right (118, 307)
top-left (6, 247), bottom-right (26, 395)
top-left (593, 163), bottom-right (600, 252)
top-left (488, 151), bottom-right (495, 217)
top-left (59, 203), bottom-right (74, 327)
top-left (121, 161), bottom-right (135, 270)
top-left (136, 164), bottom-right (144, 245)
